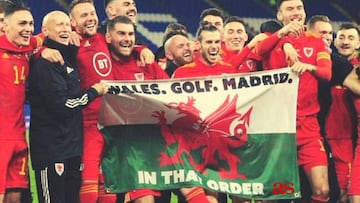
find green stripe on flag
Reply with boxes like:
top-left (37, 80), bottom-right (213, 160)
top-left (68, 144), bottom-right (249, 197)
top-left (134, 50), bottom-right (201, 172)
top-left (101, 126), bottom-right (300, 200)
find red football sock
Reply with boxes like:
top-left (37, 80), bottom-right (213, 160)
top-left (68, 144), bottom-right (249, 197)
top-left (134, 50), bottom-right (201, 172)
top-left (185, 187), bottom-right (210, 203)
top-left (99, 184), bottom-right (117, 203)
top-left (80, 182), bottom-right (99, 203)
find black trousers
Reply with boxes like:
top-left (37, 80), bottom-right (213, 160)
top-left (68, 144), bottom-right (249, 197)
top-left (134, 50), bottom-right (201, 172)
top-left (35, 156), bottom-right (81, 203)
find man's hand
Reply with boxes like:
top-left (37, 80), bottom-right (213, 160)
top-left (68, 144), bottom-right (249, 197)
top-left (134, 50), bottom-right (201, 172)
top-left (283, 43), bottom-right (299, 66)
top-left (278, 21), bottom-right (304, 38)
top-left (69, 31), bottom-right (82, 47)
top-left (291, 61), bottom-right (316, 76)
top-left (92, 82), bottom-right (109, 95)
top-left (41, 48), bottom-right (64, 65)
top-left (139, 48), bottom-right (155, 66)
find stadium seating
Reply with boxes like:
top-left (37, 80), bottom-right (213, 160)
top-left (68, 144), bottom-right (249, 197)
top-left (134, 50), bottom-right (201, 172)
top-left (23, 0), bottom-right (357, 52)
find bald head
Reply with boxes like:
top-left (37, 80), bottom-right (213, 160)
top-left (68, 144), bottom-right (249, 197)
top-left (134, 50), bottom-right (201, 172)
top-left (42, 11), bottom-right (71, 45)
top-left (164, 34), bottom-right (193, 66)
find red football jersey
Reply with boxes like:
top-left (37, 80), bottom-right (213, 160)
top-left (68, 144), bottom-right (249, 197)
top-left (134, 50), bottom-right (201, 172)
top-left (261, 32), bottom-right (332, 116)
top-left (173, 57), bottom-right (236, 78)
top-left (222, 45), bottom-right (260, 73)
top-left (112, 53), bottom-right (169, 80)
top-left (77, 33), bottom-right (114, 121)
top-left (0, 36), bottom-right (38, 140)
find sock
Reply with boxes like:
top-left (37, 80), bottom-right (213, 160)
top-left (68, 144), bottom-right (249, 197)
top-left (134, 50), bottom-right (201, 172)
top-left (80, 182), bottom-right (99, 203)
top-left (311, 195), bottom-right (329, 203)
top-left (185, 187), bottom-right (209, 203)
top-left (99, 184), bottom-right (117, 203)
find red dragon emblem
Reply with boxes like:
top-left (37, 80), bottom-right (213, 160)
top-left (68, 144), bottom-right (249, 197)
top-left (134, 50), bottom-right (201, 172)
top-left (152, 95), bottom-right (253, 179)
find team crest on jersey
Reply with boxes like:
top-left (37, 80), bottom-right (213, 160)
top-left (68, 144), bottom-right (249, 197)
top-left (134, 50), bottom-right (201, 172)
top-left (303, 47), bottom-right (314, 58)
top-left (246, 60), bottom-right (254, 71)
top-left (93, 52), bottom-right (112, 77)
top-left (134, 72), bottom-right (144, 81)
top-left (55, 163), bottom-right (64, 176)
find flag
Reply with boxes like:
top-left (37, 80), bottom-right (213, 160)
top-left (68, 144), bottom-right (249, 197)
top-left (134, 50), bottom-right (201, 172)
top-left (99, 68), bottom-right (301, 200)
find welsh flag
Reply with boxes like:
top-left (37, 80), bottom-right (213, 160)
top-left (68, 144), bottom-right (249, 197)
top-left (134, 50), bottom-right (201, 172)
top-left (99, 68), bottom-right (301, 200)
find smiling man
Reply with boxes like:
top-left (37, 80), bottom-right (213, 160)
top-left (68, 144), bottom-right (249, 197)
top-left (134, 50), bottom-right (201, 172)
top-left (173, 25), bottom-right (236, 78)
top-left (163, 32), bottom-right (194, 77)
top-left (105, 15), bottom-right (169, 203)
top-left (28, 11), bottom-right (107, 203)
top-left (0, 2), bottom-right (36, 202)
top-left (98, 0), bottom-right (137, 35)
top-left (334, 23), bottom-right (360, 203)
top-left (221, 16), bottom-right (266, 73)
top-left (68, 0), bottom-right (116, 202)
top-left (255, 1), bottom-right (332, 202)
top-left (105, 0), bottom-right (137, 23)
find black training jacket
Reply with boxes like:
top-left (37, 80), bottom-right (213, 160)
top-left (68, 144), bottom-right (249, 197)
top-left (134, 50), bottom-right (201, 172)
top-left (28, 38), bottom-right (99, 170)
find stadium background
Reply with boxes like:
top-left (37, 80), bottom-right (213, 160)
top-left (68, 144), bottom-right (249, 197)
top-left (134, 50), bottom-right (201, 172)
top-left (20, 0), bottom-right (360, 52)
top-left (19, 0), bottom-right (359, 202)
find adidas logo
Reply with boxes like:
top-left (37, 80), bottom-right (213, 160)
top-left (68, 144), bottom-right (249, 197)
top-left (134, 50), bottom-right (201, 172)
top-left (66, 66), bottom-right (74, 74)
top-left (83, 40), bottom-right (91, 47)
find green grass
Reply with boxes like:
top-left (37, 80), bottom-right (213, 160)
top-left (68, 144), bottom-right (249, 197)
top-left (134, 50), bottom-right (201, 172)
top-left (29, 159), bottom-right (38, 202)
top-left (26, 131), bottom-right (38, 203)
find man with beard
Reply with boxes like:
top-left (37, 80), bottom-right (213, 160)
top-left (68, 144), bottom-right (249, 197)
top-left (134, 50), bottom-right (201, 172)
top-left (104, 0), bottom-right (136, 24)
top-left (68, 0), bottom-right (116, 202)
top-left (105, 16), bottom-right (212, 203)
top-left (98, 0), bottom-right (136, 34)
top-left (163, 31), bottom-right (194, 77)
top-left (256, 0), bottom-right (332, 202)
top-left (308, 15), bottom-right (360, 203)
top-left (334, 23), bottom-right (360, 203)
top-left (28, 11), bottom-right (108, 203)
top-left (172, 25), bottom-right (237, 203)
top-left (173, 25), bottom-right (236, 78)
top-left (105, 15), bottom-right (168, 203)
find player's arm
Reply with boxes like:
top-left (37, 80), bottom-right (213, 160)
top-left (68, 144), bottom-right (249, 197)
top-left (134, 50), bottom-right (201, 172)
top-left (134, 45), bottom-right (155, 66)
top-left (343, 67), bottom-right (360, 95)
top-left (30, 60), bottom-right (106, 116)
top-left (313, 51), bottom-right (332, 81)
top-left (255, 32), bottom-right (282, 56)
top-left (29, 35), bottom-right (65, 65)
top-left (256, 21), bottom-right (303, 56)
top-left (283, 42), bottom-right (299, 65)
top-left (291, 57), bottom-right (332, 80)
top-left (229, 33), bottom-right (267, 68)
top-left (32, 46), bottom-right (65, 65)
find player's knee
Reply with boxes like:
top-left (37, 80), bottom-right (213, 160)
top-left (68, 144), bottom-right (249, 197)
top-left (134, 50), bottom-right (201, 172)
top-left (133, 195), bottom-right (155, 203)
top-left (312, 183), bottom-right (330, 198)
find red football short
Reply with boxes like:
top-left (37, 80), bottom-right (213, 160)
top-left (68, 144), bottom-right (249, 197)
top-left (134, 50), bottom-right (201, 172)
top-left (81, 121), bottom-right (105, 180)
top-left (0, 140), bottom-right (28, 194)
top-left (349, 97), bottom-right (360, 194)
top-left (328, 139), bottom-right (353, 189)
top-left (348, 134), bottom-right (360, 195)
top-left (124, 189), bottom-right (161, 202)
top-left (296, 116), bottom-right (328, 172)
